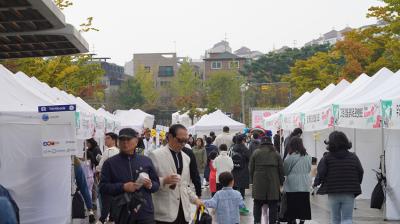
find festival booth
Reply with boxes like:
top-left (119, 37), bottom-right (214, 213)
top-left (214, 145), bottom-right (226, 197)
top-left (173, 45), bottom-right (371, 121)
top-left (263, 67), bottom-right (400, 220)
top-left (172, 111), bottom-right (192, 127)
top-left (114, 109), bottom-right (155, 133)
top-left (0, 65), bottom-right (76, 224)
top-left (189, 110), bottom-right (245, 136)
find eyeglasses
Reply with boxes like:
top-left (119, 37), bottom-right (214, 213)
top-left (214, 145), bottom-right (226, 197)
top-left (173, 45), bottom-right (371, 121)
top-left (175, 137), bottom-right (187, 144)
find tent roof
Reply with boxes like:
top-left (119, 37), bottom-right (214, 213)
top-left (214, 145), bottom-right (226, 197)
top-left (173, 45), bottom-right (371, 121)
top-left (114, 109), bottom-right (155, 130)
top-left (191, 110), bottom-right (245, 132)
top-left (340, 67), bottom-right (394, 105)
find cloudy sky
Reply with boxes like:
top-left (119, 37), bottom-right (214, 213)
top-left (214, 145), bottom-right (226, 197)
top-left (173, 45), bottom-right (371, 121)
top-left (63, 0), bottom-right (382, 65)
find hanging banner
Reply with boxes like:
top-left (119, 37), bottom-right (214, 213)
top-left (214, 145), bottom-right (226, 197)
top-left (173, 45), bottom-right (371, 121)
top-left (251, 109), bottom-right (280, 128)
top-left (75, 111), bottom-right (94, 139)
top-left (303, 106), bottom-right (335, 131)
top-left (39, 105), bottom-right (77, 157)
top-left (382, 99), bottom-right (400, 129)
top-left (335, 102), bottom-right (381, 129)
top-left (282, 113), bottom-right (304, 130)
top-left (94, 115), bottom-right (105, 138)
top-left (264, 114), bottom-right (282, 130)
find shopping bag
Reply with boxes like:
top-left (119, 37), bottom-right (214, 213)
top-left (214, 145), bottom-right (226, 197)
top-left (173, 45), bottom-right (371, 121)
top-left (192, 206), bottom-right (212, 224)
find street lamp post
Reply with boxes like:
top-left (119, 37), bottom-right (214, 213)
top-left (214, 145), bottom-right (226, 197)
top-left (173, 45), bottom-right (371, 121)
top-left (240, 83), bottom-right (248, 124)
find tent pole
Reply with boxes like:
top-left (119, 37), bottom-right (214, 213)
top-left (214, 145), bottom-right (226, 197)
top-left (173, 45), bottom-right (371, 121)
top-left (353, 128), bottom-right (357, 210)
top-left (314, 131), bottom-right (317, 158)
top-left (381, 110), bottom-right (387, 220)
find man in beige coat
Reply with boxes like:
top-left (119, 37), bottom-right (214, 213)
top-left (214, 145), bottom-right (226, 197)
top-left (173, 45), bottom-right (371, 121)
top-left (149, 124), bottom-right (203, 224)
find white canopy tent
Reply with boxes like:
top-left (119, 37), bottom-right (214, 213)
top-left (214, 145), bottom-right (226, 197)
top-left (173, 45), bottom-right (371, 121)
top-left (189, 110), bottom-right (245, 136)
top-left (0, 65), bottom-right (73, 224)
top-left (114, 109), bottom-right (155, 133)
top-left (263, 67), bottom-right (400, 219)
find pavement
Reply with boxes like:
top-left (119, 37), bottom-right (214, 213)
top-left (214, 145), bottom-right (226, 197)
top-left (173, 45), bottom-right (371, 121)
top-left (74, 187), bottom-right (400, 224)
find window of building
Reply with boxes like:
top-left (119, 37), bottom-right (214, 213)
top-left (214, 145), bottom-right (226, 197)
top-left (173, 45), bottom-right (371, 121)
top-left (144, 66), bottom-right (151, 72)
top-left (211, 61), bottom-right (222, 69)
top-left (228, 61), bottom-right (240, 69)
top-left (158, 66), bottom-right (174, 77)
top-left (159, 81), bottom-right (171, 87)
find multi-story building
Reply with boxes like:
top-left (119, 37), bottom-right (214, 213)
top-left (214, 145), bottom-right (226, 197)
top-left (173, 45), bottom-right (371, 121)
top-left (89, 56), bottom-right (128, 93)
top-left (305, 26), bottom-right (353, 46)
top-left (133, 53), bottom-right (178, 88)
top-left (203, 52), bottom-right (246, 79)
top-left (234, 46), bottom-right (263, 60)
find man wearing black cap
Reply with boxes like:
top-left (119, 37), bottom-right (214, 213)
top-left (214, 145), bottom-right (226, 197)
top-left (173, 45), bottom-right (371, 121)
top-left (99, 128), bottom-right (160, 224)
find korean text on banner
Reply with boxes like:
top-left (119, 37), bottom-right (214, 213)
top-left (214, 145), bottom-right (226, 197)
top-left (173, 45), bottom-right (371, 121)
top-left (303, 106), bottom-right (335, 131)
top-left (335, 103), bottom-right (381, 129)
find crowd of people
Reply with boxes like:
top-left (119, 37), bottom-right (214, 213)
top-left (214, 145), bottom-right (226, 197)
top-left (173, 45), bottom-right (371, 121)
top-left (0, 123), bottom-right (364, 224)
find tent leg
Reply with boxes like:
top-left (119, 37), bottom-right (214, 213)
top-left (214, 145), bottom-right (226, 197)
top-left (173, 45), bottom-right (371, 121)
top-left (381, 124), bottom-right (387, 220)
top-left (314, 132), bottom-right (317, 158)
top-left (353, 128), bottom-right (357, 210)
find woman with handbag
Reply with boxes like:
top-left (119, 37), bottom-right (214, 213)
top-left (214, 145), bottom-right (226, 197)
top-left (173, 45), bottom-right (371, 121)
top-left (314, 131), bottom-right (364, 224)
top-left (283, 137), bottom-right (312, 224)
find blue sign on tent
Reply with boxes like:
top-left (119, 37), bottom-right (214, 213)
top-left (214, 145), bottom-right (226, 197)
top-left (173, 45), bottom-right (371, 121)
top-left (38, 104), bottom-right (76, 113)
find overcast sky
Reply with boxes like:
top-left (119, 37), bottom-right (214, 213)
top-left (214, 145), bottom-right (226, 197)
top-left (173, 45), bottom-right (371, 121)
top-left (63, 0), bottom-right (382, 65)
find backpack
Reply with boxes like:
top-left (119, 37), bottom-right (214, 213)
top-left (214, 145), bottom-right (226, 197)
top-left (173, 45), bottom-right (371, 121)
top-left (231, 150), bottom-right (244, 169)
top-left (72, 190), bottom-right (85, 219)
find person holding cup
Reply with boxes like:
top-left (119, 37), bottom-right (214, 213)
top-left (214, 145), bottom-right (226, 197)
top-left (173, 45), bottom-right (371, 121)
top-left (99, 128), bottom-right (160, 224)
top-left (148, 124), bottom-right (204, 224)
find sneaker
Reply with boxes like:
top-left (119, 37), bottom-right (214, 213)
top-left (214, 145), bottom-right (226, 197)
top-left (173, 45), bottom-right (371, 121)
top-left (88, 211), bottom-right (96, 223)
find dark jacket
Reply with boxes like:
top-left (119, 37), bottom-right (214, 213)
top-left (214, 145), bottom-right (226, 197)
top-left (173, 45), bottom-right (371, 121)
top-left (231, 143), bottom-right (251, 189)
top-left (248, 139), bottom-right (260, 157)
top-left (283, 136), bottom-right (292, 160)
top-left (273, 134), bottom-right (282, 153)
top-left (87, 146), bottom-right (102, 169)
top-left (205, 143), bottom-right (218, 156)
top-left (316, 150), bottom-right (364, 196)
top-left (0, 185), bottom-right (19, 223)
top-left (99, 152), bottom-right (160, 222)
top-left (249, 144), bottom-right (284, 200)
top-left (182, 147), bottom-right (202, 197)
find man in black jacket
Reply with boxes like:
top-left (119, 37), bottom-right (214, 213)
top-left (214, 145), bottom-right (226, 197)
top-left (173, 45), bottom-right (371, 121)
top-left (99, 128), bottom-right (160, 224)
top-left (182, 147), bottom-right (202, 197)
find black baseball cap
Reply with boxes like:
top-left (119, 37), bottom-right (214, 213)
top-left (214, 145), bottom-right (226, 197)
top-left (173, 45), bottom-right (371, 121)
top-left (118, 128), bottom-right (138, 139)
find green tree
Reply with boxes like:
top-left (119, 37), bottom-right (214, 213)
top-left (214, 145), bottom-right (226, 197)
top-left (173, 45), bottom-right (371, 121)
top-left (171, 60), bottom-right (204, 119)
top-left (206, 71), bottom-right (244, 118)
top-left (106, 78), bottom-right (144, 110)
top-left (135, 65), bottom-right (159, 109)
top-left (241, 44), bottom-right (331, 83)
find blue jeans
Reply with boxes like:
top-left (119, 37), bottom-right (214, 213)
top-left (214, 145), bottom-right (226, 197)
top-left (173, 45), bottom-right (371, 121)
top-left (0, 197), bottom-right (18, 224)
top-left (328, 193), bottom-right (355, 224)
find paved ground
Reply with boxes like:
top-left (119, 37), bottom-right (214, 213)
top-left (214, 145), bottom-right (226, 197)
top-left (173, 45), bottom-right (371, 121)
top-left (74, 187), bottom-right (400, 224)
top-left (200, 188), bottom-right (400, 224)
